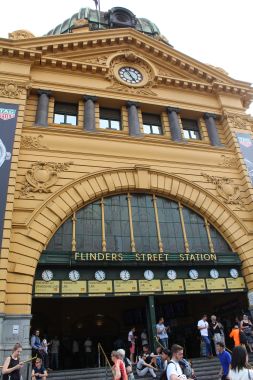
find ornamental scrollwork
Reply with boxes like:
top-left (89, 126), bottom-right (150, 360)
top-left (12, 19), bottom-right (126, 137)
top-left (21, 135), bottom-right (48, 150)
top-left (201, 172), bottom-right (244, 208)
top-left (223, 112), bottom-right (248, 130)
top-left (0, 82), bottom-right (24, 99)
top-left (8, 29), bottom-right (35, 39)
top-left (20, 161), bottom-right (73, 198)
top-left (218, 154), bottom-right (238, 168)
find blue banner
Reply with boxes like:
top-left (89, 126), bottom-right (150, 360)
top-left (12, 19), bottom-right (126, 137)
top-left (236, 132), bottom-right (253, 185)
top-left (0, 103), bottom-right (19, 250)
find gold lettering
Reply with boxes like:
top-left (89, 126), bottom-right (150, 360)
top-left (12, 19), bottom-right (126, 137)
top-left (75, 252), bottom-right (81, 260)
top-left (185, 254), bottom-right (189, 261)
top-left (158, 254), bottom-right (163, 261)
top-left (147, 254), bottom-right (153, 261)
top-left (195, 254), bottom-right (200, 260)
top-left (210, 254), bottom-right (217, 261)
top-left (90, 253), bottom-right (96, 261)
top-left (204, 254), bottom-right (210, 261)
top-left (190, 254), bottom-right (196, 261)
top-left (135, 253), bottom-right (141, 261)
top-left (179, 254), bottom-right (185, 261)
top-left (105, 253), bottom-right (111, 261)
top-left (81, 253), bottom-right (86, 260)
top-left (118, 253), bottom-right (123, 261)
top-left (97, 253), bottom-right (104, 261)
top-left (111, 253), bottom-right (117, 261)
top-left (164, 254), bottom-right (169, 261)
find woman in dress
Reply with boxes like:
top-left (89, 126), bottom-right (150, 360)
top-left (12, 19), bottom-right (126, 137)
top-left (229, 345), bottom-right (253, 380)
top-left (240, 314), bottom-right (253, 352)
top-left (111, 351), bottom-right (127, 380)
top-left (2, 343), bottom-right (24, 380)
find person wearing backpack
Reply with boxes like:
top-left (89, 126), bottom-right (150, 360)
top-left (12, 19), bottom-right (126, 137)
top-left (166, 344), bottom-right (195, 380)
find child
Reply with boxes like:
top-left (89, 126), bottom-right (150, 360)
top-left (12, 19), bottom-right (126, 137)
top-left (31, 358), bottom-right (48, 380)
top-left (229, 324), bottom-right (240, 347)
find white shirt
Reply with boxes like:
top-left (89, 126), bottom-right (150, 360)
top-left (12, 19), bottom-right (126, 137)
top-left (229, 368), bottom-right (253, 380)
top-left (198, 319), bottom-right (209, 336)
top-left (84, 339), bottom-right (92, 353)
top-left (156, 323), bottom-right (168, 339)
top-left (166, 359), bottom-right (186, 380)
top-left (128, 330), bottom-right (135, 343)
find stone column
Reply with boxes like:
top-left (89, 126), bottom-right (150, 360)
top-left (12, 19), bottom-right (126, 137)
top-left (204, 113), bottom-right (222, 146)
top-left (83, 95), bottom-right (97, 131)
top-left (167, 107), bottom-right (182, 141)
top-left (146, 296), bottom-right (156, 352)
top-left (35, 90), bottom-right (51, 126)
top-left (0, 314), bottom-right (32, 378)
top-left (127, 101), bottom-right (141, 136)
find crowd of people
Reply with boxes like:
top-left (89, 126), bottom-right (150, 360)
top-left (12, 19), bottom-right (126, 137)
top-left (2, 312), bottom-right (253, 380)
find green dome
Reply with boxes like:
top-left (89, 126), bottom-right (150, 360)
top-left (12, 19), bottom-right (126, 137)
top-left (46, 6), bottom-right (169, 44)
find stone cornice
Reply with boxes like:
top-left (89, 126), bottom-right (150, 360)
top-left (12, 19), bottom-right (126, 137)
top-left (3, 28), bottom-right (251, 88)
top-left (0, 44), bottom-right (41, 61)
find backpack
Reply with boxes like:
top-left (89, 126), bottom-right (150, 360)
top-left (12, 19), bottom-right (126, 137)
top-left (179, 358), bottom-right (194, 378)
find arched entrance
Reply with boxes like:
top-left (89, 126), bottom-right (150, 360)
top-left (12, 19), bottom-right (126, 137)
top-left (31, 191), bottom-right (248, 368)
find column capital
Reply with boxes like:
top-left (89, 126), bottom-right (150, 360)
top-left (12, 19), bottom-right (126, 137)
top-left (126, 101), bottom-right (140, 108)
top-left (83, 95), bottom-right (97, 102)
top-left (167, 107), bottom-right (180, 114)
top-left (37, 89), bottom-right (51, 97)
top-left (203, 112), bottom-right (219, 120)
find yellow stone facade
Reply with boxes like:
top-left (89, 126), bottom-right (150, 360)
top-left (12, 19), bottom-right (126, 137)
top-left (0, 14), bottom-right (253, 355)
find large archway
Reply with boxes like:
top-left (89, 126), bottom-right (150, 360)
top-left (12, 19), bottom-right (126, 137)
top-left (4, 166), bottom-right (253, 315)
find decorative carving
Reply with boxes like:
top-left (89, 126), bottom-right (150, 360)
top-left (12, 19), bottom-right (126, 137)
top-left (207, 64), bottom-right (228, 76)
top-left (201, 173), bottom-right (244, 208)
top-left (219, 155), bottom-right (238, 168)
top-left (21, 135), bottom-right (48, 150)
top-left (105, 51), bottom-right (157, 96)
top-left (82, 55), bottom-right (109, 65)
top-left (8, 29), bottom-right (35, 39)
top-left (223, 112), bottom-right (248, 129)
top-left (20, 161), bottom-right (73, 198)
top-left (0, 82), bottom-right (23, 98)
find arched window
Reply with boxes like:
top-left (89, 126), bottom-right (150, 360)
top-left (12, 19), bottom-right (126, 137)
top-left (46, 193), bottom-right (233, 254)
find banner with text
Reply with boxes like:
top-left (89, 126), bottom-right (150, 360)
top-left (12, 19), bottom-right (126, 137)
top-left (0, 103), bottom-right (19, 249)
top-left (236, 132), bottom-right (253, 185)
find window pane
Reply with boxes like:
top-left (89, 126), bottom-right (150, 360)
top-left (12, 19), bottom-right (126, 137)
top-left (110, 120), bottom-right (121, 130)
top-left (183, 208), bottom-right (209, 252)
top-left (100, 119), bottom-right (109, 129)
top-left (190, 130), bottom-right (200, 139)
top-left (152, 125), bottom-right (162, 134)
top-left (183, 129), bottom-right (191, 139)
top-left (66, 115), bottom-right (77, 125)
top-left (143, 113), bottom-right (161, 126)
top-left (143, 124), bottom-right (152, 134)
top-left (54, 114), bottom-right (65, 124)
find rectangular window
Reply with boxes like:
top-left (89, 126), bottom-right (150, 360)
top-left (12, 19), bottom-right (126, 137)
top-left (181, 118), bottom-right (201, 140)
top-left (54, 102), bottom-right (78, 126)
top-left (99, 108), bottom-right (121, 130)
top-left (142, 113), bottom-right (162, 135)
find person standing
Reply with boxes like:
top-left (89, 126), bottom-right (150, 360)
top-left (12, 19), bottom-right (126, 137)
top-left (240, 314), bottom-right (253, 352)
top-left (216, 342), bottom-right (231, 380)
top-left (229, 345), bottom-right (253, 380)
top-left (210, 315), bottom-right (223, 354)
top-left (197, 314), bottom-right (212, 358)
top-left (31, 329), bottom-right (45, 365)
top-left (156, 317), bottom-right (170, 348)
top-left (229, 325), bottom-right (241, 347)
top-left (128, 327), bottom-right (137, 364)
top-left (140, 329), bottom-right (149, 348)
top-left (84, 337), bottom-right (93, 367)
top-left (41, 335), bottom-right (50, 370)
top-left (50, 336), bottom-right (60, 370)
top-left (72, 339), bottom-right (79, 368)
top-left (2, 343), bottom-right (24, 380)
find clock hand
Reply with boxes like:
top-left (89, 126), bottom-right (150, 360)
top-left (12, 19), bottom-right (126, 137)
top-left (125, 69), bottom-right (136, 81)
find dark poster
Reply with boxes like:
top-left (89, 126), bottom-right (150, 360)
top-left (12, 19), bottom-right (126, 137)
top-left (0, 103), bottom-right (19, 250)
top-left (236, 132), bottom-right (253, 185)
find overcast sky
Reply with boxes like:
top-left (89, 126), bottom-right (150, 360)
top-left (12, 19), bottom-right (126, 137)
top-left (1, 0), bottom-right (252, 115)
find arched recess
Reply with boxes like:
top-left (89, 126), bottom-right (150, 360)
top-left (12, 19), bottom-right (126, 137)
top-left (5, 165), bottom-right (253, 313)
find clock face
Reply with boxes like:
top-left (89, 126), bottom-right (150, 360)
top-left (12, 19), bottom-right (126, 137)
top-left (210, 269), bottom-right (219, 279)
top-left (167, 269), bottom-right (177, 280)
top-left (69, 270), bottom-right (80, 282)
top-left (95, 270), bottom-right (106, 282)
top-left (118, 67), bottom-right (143, 84)
top-left (230, 268), bottom-right (239, 279)
top-left (42, 270), bottom-right (53, 282)
top-left (120, 270), bottom-right (131, 281)
top-left (189, 269), bottom-right (199, 280)
top-left (144, 270), bottom-right (154, 281)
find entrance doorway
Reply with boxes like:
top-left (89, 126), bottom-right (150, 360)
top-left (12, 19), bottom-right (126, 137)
top-left (31, 291), bottom-right (248, 369)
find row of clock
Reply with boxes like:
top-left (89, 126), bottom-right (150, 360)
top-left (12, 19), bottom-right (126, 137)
top-left (41, 268), bottom-right (239, 282)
